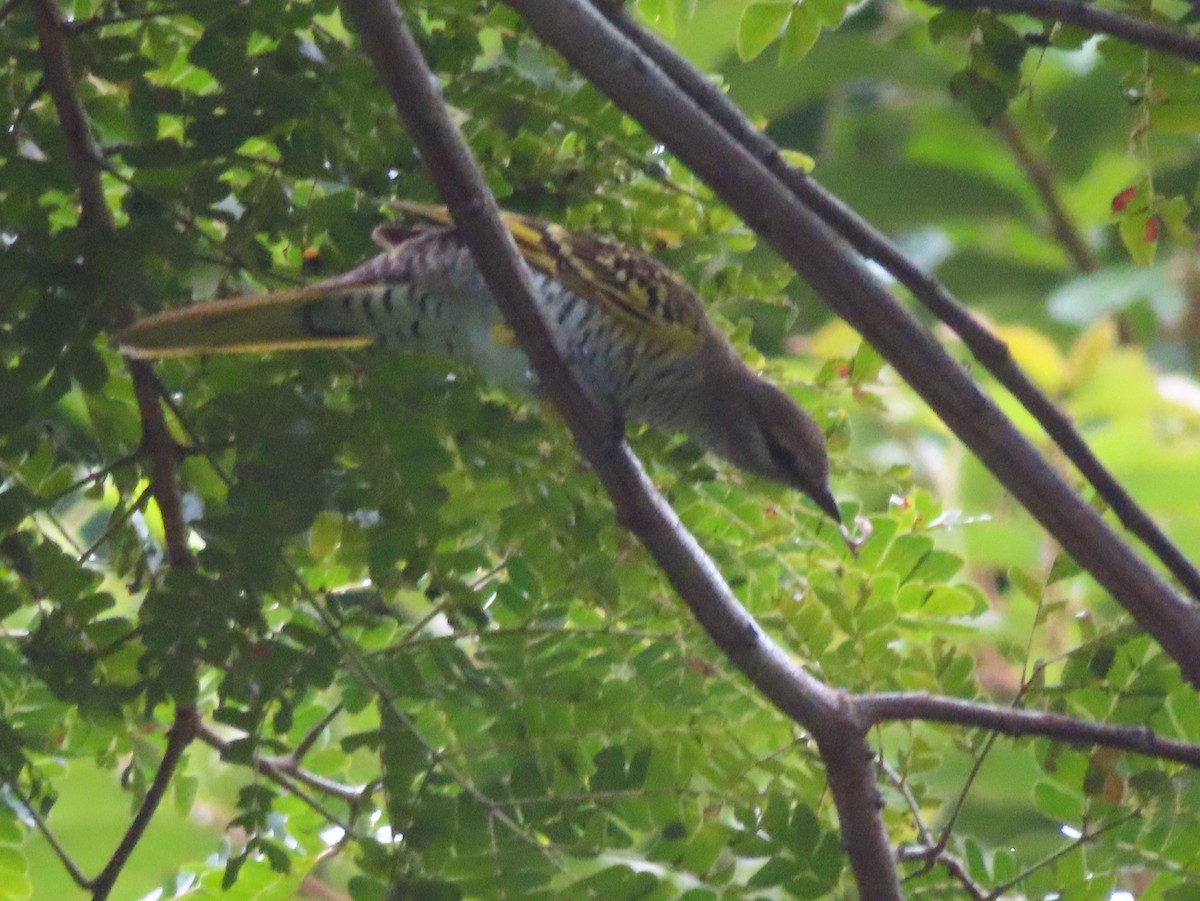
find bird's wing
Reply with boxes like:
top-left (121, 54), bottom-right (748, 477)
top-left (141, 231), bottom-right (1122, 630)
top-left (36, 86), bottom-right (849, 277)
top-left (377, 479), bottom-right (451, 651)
top-left (390, 201), bottom-right (707, 350)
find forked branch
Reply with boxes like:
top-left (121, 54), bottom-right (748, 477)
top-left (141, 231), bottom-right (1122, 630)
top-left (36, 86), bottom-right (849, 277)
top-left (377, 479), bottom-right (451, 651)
top-left (336, 0), bottom-right (902, 896)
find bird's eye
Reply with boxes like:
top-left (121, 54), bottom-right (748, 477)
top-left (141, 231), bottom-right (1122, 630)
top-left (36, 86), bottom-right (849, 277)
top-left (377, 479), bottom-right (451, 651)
top-left (764, 434), bottom-right (798, 473)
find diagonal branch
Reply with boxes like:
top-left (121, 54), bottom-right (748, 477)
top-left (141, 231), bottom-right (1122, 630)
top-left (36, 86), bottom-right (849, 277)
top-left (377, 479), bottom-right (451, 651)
top-left (197, 723), bottom-right (365, 817)
top-left (335, 0), bottom-right (900, 897)
top-left (925, 0), bottom-right (1200, 65)
top-left (505, 0), bottom-right (1200, 690)
top-left (89, 707), bottom-right (199, 901)
top-left (994, 114), bottom-right (1097, 274)
top-left (9, 782), bottom-right (91, 890)
top-left (862, 692), bottom-right (1200, 767)
top-left (593, 1), bottom-right (1200, 605)
top-left (993, 809), bottom-right (1140, 896)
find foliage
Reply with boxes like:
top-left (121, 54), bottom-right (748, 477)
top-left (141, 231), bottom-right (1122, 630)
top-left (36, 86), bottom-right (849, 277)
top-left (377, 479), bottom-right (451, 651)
top-left (2, 0), bottom-right (1200, 898)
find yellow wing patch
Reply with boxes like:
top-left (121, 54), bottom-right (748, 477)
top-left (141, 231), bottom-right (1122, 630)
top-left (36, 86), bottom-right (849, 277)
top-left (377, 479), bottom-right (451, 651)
top-left (489, 321), bottom-right (517, 348)
top-left (389, 201), bottom-right (706, 350)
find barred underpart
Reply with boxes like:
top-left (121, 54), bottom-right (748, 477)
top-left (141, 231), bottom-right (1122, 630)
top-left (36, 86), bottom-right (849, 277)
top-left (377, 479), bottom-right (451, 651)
top-left (301, 229), bottom-right (705, 433)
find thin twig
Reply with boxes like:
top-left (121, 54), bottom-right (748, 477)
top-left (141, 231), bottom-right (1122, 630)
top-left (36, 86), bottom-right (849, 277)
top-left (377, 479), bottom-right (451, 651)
top-left (995, 114), bottom-right (1097, 273)
top-left (197, 723), bottom-right (365, 810)
top-left (9, 75), bottom-right (47, 135)
top-left (9, 782), bottom-right (91, 889)
top-left (62, 5), bottom-right (188, 34)
top-left (927, 663), bottom-right (1053, 858)
top-left (291, 704), bottom-right (343, 763)
top-left (990, 809), bottom-right (1140, 897)
top-left (32, 0), bottom-right (195, 569)
top-left (898, 844), bottom-right (990, 900)
top-left (877, 758), bottom-right (936, 847)
top-left (77, 485), bottom-right (151, 564)
top-left (48, 452), bottom-right (140, 504)
top-left (926, 0), bottom-right (1200, 65)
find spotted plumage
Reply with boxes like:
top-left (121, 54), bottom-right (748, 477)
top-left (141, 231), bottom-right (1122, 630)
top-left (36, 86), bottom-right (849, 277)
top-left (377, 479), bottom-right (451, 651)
top-left (116, 203), bottom-right (840, 521)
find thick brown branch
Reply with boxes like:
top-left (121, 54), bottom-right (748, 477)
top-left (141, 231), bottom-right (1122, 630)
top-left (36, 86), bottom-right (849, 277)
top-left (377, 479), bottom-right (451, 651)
top-left (596, 2), bottom-right (1200, 605)
top-left (89, 707), bottom-right (199, 901)
top-left (861, 692), bottom-right (1200, 768)
top-left (925, 0), bottom-right (1200, 65)
top-left (30, 0), bottom-right (108, 227)
top-left (335, 1), bottom-right (900, 897)
top-left (505, 0), bottom-right (1200, 688)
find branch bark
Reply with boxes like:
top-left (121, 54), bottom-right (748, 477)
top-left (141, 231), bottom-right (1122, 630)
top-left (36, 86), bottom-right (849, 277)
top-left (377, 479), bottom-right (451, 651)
top-left (197, 723), bottom-right (367, 807)
top-left (335, 0), bottom-right (901, 896)
top-left (594, 1), bottom-right (1200, 604)
top-left (32, 2), bottom-right (199, 897)
top-left (32, 0), bottom-right (193, 570)
top-left (925, 0), bottom-right (1200, 65)
top-left (504, 0), bottom-right (1200, 690)
top-left (89, 707), bottom-right (199, 901)
top-left (995, 114), bottom-right (1098, 274)
top-left (861, 692), bottom-right (1200, 768)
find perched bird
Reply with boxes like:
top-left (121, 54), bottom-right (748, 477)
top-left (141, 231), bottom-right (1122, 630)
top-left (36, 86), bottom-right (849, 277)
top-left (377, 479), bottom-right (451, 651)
top-left (116, 203), bottom-right (840, 522)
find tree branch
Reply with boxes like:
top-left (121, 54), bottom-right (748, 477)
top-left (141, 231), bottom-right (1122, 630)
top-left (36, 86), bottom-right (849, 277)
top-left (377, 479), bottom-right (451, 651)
top-left (505, 0), bottom-right (1200, 689)
top-left (197, 724), bottom-right (365, 813)
top-left (995, 114), bottom-right (1097, 274)
top-left (334, 1), bottom-right (900, 896)
top-left (593, 1), bottom-right (1200, 606)
top-left (89, 707), bottom-right (199, 901)
top-left (925, 0), bottom-right (1200, 65)
top-left (861, 692), bottom-right (1200, 768)
top-left (992, 809), bottom-right (1139, 896)
top-left (9, 782), bottom-right (91, 890)
top-left (32, 2), bottom-right (200, 897)
top-left (32, 0), bottom-right (194, 570)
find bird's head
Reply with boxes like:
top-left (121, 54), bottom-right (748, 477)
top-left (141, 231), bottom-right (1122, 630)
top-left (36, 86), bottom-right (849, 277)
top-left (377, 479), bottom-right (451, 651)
top-left (705, 368), bottom-right (840, 523)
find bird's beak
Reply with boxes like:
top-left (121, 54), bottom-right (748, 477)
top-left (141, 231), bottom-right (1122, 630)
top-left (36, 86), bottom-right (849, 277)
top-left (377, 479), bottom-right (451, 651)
top-left (810, 484), bottom-right (842, 524)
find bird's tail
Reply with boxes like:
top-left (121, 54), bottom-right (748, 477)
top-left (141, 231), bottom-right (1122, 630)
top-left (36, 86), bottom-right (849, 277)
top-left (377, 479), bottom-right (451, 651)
top-left (113, 285), bottom-right (376, 359)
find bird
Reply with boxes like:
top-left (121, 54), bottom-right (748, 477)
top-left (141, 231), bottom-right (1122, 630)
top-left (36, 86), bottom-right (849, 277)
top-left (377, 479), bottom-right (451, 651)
top-left (115, 202), bottom-right (840, 522)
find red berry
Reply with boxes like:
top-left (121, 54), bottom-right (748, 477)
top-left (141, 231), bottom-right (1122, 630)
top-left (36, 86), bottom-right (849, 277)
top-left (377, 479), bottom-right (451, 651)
top-left (1111, 186), bottom-right (1136, 212)
top-left (1144, 218), bottom-right (1159, 242)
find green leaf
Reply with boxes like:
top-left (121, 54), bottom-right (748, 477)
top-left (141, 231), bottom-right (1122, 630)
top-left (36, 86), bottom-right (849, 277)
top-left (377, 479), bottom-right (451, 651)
top-left (737, 3), bottom-right (793, 62)
top-left (779, 7), bottom-right (820, 65)
top-left (949, 69), bottom-right (1009, 122)
top-left (1008, 566), bottom-right (1043, 602)
top-left (923, 586), bottom-right (974, 617)
top-left (638, 0), bottom-right (681, 37)
top-left (1033, 779), bottom-right (1084, 823)
top-left (1150, 102), bottom-right (1200, 134)
top-left (1119, 211), bottom-right (1158, 265)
